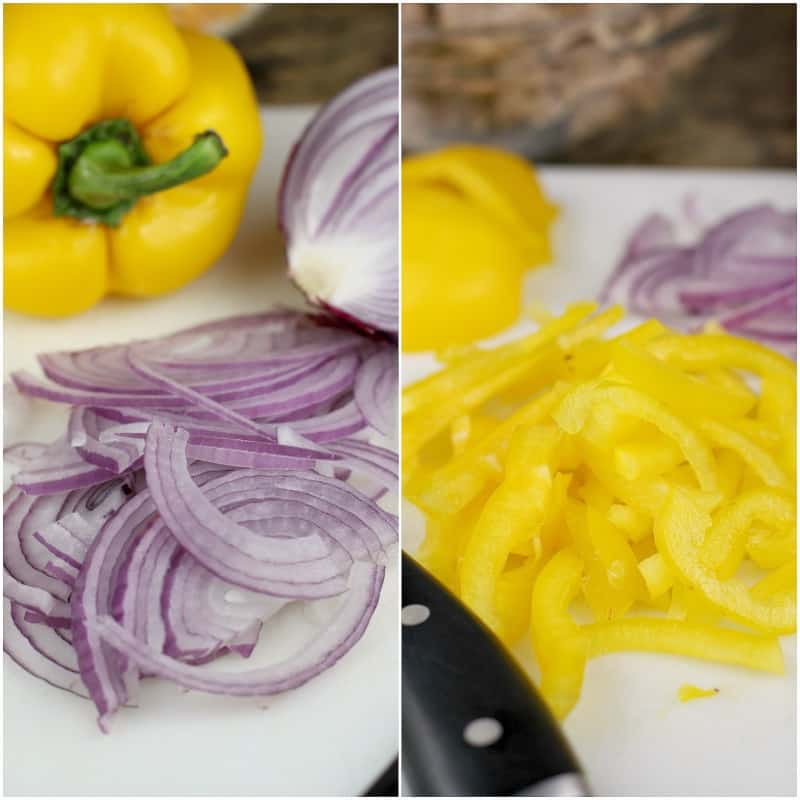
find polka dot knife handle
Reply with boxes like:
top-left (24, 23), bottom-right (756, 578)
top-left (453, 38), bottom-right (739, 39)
top-left (402, 553), bottom-right (589, 797)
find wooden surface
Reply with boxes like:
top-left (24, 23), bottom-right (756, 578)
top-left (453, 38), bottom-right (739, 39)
top-left (401, 4), bottom-right (795, 167)
top-left (233, 3), bottom-right (398, 104)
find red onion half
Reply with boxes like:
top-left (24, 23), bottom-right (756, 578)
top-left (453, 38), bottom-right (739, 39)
top-left (600, 204), bottom-right (797, 358)
top-left (4, 311), bottom-right (397, 731)
top-left (279, 68), bottom-right (399, 335)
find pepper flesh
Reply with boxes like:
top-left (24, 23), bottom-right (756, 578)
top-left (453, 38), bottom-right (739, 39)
top-left (405, 305), bottom-right (797, 719)
top-left (4, 4), bottom-right (261, 316)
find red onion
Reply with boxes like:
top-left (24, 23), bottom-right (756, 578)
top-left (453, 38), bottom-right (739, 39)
top-left (4, 311), bottom-right (397, 730)
top-left (279, 68), bottom-right (398, 335)
top-left (600, 204), bottom-right (796, 358)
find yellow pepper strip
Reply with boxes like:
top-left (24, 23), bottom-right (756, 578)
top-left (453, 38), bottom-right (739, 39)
top-left (577, 477), bottom-right (614, 514)
top-left (704, 367), bottom-right (755, 399)
top-left (530, 549), bottom-right (588, 720)
top-left (418, 382), bottom-right (570, 515)
top-left (678, 684), bottom-right (719, 702)
top-left (558, 305), bottom-right (625, 351)
top-left (698, 418), bottom-right (788, 490)
top-left (614, 436), bottom-right (685, 482)
top-left (4, 5), bottom-right (261, 316)
top-left (667, 584), bottom-right (721, 626)
top-left (716, 450), bottom-right (744, 505)
top-left (701, 489), bottom-right (795, 579)
top-left (460, 426), bottom-right (557, 632)
top-left (638, 553), bottom-right (674, 599)
top-left (402, 302), bottom-right (594, 416)
top-left (416, 488), bottom-right (493, 594)
top-left (512, 471), bottom-right (572, 557)
top-left (649, 333), bottom-right (795, 388)
top-left (586, 617), bottom-right (783, 674)
top-left (654, 488), bottom-right (795, 634)
top-left (495, 557), bottom-right (540, 647)
top-left (751, 562), bottom-right (796, 602)
top-left (615, 318), bottom-right (669, 346)
top-left (746, 524), bottom-right (797, 571)
top-left (556, 383), bottom-right (718, 494)
top-left (450, 414), bottom-right (472, 456)
top-left (613, 342), bottom-right (755, 419)
top-left (724, 419), bottom-right (781, 451)
top-left (403, 344), bottom-right (562, 482)
top-left (608, 503), bottom-right (652, 542)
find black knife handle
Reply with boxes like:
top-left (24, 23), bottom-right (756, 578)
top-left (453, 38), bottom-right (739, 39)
top-left (402, 553), bottom-right (588, 797)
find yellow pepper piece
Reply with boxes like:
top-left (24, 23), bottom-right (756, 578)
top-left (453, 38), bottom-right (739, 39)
top-left (4, 5), bottom-right (261, 317)
top-left (667, 583), bottom-right (721, 626)
top-left (614, 435), bottom-right (685, 482)
top-left (678, 684), bottom-right (719, 702)
top-left (586, 617), bottom-right (783, 673)
top-left (402, 302), bottom-right (594, 416)
top-left (698, 418), bottom-right (788, 490)
top-left (402, 146), bottom-right (556, 352)
top-left (701, 489), bottom-right (795, 579)
top-left (654, 488), bottom-right (795, 634)
top-left (608, 503), bottom-right (652, 543)
top-left (613, 342), bottom-right (755, 419)
top-left (403, 144), bottom-right (557, 265)
top-left (566, 500), bottom-right (644, 620)
top-left (558, 384), bottom-right (719, 494)
top-left (530, 549), bottom-right (588, 720)
top-left (751, 562), bottom-right (796, 602)
top-left (418, 382), bottom-right (570, 515)
top-left (495, 557), bottom-right (540, 647)
top-left (460, 426), bottom-right (557, 633)
top-left (638, 553), bottom-right (674, 599)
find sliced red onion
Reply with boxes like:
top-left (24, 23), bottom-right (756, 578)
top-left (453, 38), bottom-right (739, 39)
top-left (601, 203), bottom-right (796, 357)
top-left (354, 348), bottom-right (398, 437)
top-left (89, 561), bottom-right (383, 698)
top-left (279, 68), bottom-right (398, 335)
top-left (5, 311), bottom-right (397, 730)
top-left (4, 600), bottom-right (89, 698)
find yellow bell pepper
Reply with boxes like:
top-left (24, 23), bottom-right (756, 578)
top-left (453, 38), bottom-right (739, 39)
top-left (402, 145), bottom-right (557, 352)
top-left (4, 4), bottom-right (261, 316)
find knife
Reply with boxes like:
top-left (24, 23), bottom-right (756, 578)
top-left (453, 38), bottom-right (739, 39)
top-left (402, 553), bottom-right (590, 797)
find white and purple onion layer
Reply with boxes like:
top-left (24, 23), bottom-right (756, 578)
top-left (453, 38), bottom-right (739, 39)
top-left (600, 204), bottom-right (797, 359)
top-left (3, 311), bottom-right (397, 731)
top-left (279, 68), bottom-right (399, 335)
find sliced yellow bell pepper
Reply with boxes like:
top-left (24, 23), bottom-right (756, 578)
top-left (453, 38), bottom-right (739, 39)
top-left (460, 425), bottom-right (557, 633)
top-left (586, 617), bottom-right (783, 674)
top-left (701, 489), bottom-right (795, 579)
top-left (4, 4), bottom-right (261, 317)
top-left (613, 341), bottom-right (755, 419)
top-left (654, 488), bottom-right (795, 634)
top-left (530, 548), bottom-right (588, 720)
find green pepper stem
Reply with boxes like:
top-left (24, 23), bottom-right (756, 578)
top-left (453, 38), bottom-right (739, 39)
top-left (67, 131), bottom-right (228, 211)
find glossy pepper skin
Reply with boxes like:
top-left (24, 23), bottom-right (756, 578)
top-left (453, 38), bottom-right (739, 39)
top-left (4, 4), bottom-right (262, 317)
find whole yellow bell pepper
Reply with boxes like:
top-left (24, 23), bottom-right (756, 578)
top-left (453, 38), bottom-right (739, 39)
top-left (4, 4), bottom-right (262, 317)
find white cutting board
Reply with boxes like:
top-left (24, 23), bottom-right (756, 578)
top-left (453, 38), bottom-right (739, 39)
top-left (3, 107), bottom-right (399, 797)
top-left (402, 167), bottom-right (797, 797)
